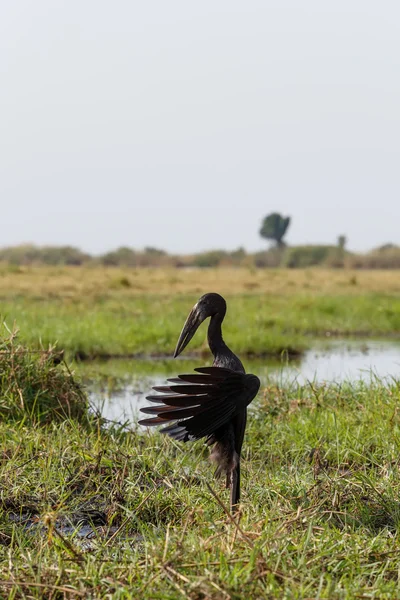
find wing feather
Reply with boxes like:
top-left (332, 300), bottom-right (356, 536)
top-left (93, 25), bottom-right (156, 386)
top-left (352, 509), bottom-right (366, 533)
top-left (139, 367), bottom-right (260, 442)
top-left (145, 393), bottom-right (210, 406)
top-left (167, 374), bottom-right (223, 384)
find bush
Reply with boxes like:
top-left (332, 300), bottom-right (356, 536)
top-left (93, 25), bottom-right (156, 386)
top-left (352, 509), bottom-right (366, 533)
top-left (144, 247), bottom-right (167, 256)
top-left (282, 245), bottom-right (339, 268)
top-left (193, 250), bottom-right (229, 268)
top-left (253, 248), bottom-right (284, 268)
top-left (39, 246), bottom-right (91, 265)
top-left (0, 244), bottom-right (91, 266)
top-left (2, 243), bottom-right (400, 270)
top-left (0, 328), bottom-right (87, 422)
top-left (100, 246), bottom-right (138, 266)
top-left (346, 245), bottom-right (400, 269)
top-left (100, 246), bottom-right (174, 267)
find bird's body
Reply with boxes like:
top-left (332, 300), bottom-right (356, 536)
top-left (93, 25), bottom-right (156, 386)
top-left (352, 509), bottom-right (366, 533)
top-left (139, 293), bottom-right (260, 512)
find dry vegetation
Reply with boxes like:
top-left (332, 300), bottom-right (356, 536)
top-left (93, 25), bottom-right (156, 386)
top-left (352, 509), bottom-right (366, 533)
top-left (2, 265), bottom-right (400, 298)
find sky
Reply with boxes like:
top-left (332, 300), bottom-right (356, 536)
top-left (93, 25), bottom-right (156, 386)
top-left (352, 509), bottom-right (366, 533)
top-left (1, 1), bottom-right (399, 254)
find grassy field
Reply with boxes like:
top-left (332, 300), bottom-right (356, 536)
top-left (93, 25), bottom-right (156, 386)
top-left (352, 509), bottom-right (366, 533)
top-left (2, 338), bottom-right (400, 598)
top-left (1, 266), bottom-right (400, 359)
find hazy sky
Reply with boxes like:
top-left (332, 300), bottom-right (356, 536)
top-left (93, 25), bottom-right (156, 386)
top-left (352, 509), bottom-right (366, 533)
top-left (1, 1), bottom-right (399, 254)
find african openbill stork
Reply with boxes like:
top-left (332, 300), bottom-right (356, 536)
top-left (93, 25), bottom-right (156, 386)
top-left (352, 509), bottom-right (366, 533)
top-left (139, 293), bottom-right (260, 512)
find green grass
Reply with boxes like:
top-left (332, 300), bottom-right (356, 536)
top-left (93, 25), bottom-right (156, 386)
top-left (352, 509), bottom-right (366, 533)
top-left (2, 339), bottom-right (400, 597)
top-left (2, 292), bottom-right (400, 360)
top-left (1, 266), bottom-right (400, 359)
top-left (0, 330), bottom-right (86, 423)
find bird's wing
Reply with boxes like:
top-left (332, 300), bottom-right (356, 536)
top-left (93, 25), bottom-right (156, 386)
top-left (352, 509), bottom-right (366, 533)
top-left (139, 366), bottom-right (260, 442)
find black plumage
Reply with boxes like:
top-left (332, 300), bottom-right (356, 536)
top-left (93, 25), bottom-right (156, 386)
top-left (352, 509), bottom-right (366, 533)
top-left (139, 293), bottom-right (260, 512)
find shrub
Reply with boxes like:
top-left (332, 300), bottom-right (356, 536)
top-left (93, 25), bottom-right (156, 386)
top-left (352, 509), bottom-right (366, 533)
top-left (100, 246), bottom-right (174, 267)
top-left (0, 327), bottom-right (87, 423)
top-left (193, 250), bottom-right (229, 268)
top-left (346, 245), bottom-right (400, 269)
top-left (100, 246), bottom-right (138, 266)
top-left (282, 245), bottom-right (339, 268)
top-left (0, 244), bottom-right (91, 266)
top-left (39, 245), bottom-right (91, 265)
top-left (253, 248), bottom-right (284, 268)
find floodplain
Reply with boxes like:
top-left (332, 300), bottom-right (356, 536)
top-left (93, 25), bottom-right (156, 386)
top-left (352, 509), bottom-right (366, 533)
top-left (1, 267), bottom-right (400, 598)
top-left (1, 266), bottom-right (400, 359)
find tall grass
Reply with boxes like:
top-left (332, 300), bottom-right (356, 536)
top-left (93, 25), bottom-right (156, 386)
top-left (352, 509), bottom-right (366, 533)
top-left (0, 326), bottom-right (86, 422)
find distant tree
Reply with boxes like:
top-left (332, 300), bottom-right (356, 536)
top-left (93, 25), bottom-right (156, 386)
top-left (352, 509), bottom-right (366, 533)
top-left (337, 235), bottom-right (347, 250)
top-left (0, 244), bottom-right (91, 266)
top-left (144, 246), bottom-right (167, 256)
top-left (230, 247), bottom-right (246, 261)
top-left (283, 245), bottom-right (337, 268)
top-left (376, 243), bottom-right (398, 252)
top-left (193, 250), bottom-right (228, 268)
top-left (101, 246), bottom-right (137, 266)
top-left (259, 213), bottom-right (291, 248)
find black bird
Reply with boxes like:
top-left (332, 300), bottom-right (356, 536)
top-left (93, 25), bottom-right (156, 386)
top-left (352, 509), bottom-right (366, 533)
top-left (139, 293), bottom-right (260, 512)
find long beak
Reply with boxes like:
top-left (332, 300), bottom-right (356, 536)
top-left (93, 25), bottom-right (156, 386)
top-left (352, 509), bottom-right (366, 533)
top-left (174, 306), bottom-right (204, 358)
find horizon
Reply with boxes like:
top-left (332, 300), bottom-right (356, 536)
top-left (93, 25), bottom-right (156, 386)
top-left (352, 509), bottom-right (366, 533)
top-left (1, 238), bottom-right (397, 256)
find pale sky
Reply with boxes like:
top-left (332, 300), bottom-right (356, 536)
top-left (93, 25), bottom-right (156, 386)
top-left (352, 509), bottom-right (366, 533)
top-left (1, 1), bottom-right (399, 254)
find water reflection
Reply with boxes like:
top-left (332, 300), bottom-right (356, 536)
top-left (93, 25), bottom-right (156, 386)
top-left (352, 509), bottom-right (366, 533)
top-left (80, 341), bottom-right (400, 423)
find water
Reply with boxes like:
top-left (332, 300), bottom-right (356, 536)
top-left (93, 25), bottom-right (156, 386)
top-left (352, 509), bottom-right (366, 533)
top-left (8, 510), bottom-right (139, 549)
top-left (84, 340), bottom-right (400, 423)
top-left (279, 340), bottom-right (400, 384)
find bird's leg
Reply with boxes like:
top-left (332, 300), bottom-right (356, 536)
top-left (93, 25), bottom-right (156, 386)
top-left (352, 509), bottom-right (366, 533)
top-left (209, 426), bottom-right (240, 513)
top-left (230, 463), bottom-right (240, 512)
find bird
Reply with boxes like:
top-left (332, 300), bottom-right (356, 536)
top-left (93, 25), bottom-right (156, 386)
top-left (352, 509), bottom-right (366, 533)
top-left (139, 293), bottom-right (260, 512)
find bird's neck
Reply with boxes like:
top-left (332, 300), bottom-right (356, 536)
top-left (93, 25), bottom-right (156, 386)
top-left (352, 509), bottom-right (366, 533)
top-left (207, 313), bottom-right (226, 356)
top-left (208, 314), bottom-right (245, 373)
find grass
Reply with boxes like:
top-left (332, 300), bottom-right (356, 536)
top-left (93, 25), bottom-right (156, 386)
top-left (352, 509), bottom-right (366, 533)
top-left (3, 265), bottom-right (400, 296)
top-left (1, 266), bottom-right (400, 359)
top-left (0, 328), bottom-right (86, 422)
top-left (2, 334), bottom-right (400, 597)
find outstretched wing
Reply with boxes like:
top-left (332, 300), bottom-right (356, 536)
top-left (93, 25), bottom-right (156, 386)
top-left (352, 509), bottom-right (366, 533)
top-left (139, 366), bottom-right (260, 442)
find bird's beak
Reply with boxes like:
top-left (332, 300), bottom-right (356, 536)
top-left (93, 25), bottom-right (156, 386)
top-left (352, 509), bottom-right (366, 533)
top-left (174, 304), bottom-right (204, 358)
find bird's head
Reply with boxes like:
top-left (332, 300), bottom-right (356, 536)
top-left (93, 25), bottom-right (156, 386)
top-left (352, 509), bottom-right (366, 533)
top-left (173, 293), bottom-right (227, 358)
